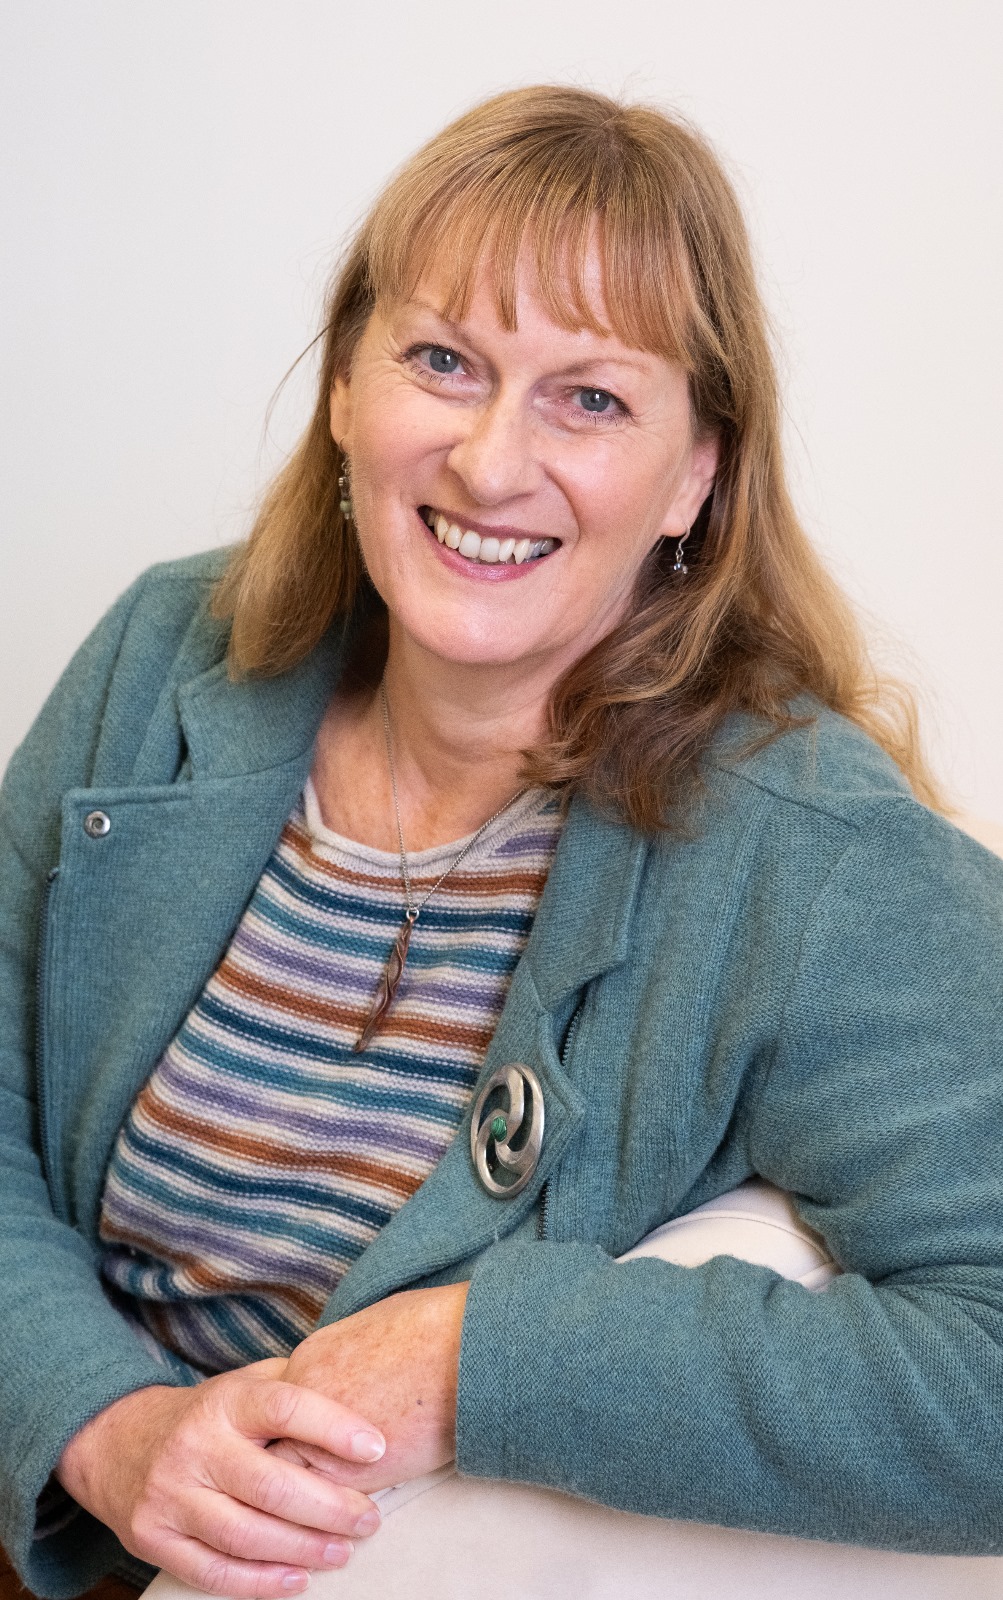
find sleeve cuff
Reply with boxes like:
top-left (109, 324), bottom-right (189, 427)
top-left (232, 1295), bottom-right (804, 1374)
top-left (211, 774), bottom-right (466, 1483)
top-left (455, 1237), bottom-right (614, 1490)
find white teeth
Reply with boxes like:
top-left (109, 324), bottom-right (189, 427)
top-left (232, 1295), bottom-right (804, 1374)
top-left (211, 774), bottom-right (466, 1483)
top-left (428, 510), bottom-right (557, 565)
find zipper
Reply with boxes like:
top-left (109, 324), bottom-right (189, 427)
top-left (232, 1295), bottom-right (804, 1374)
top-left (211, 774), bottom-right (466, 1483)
top-left (540, 1178), bottom-right (556, 1239)
top-left (540, 1001), bottom-right (585, 1240)
top-left (35, 866), bottom-right (61, 1212)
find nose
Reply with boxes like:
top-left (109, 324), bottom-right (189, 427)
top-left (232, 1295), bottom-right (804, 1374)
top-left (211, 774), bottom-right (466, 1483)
top-left (446, 391), bottom-right (541, 506)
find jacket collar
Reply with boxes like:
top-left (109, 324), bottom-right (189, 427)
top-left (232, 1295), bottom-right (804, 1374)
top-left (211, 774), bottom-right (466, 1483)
top-left (523, 792), bottom-right (647, 1008)
top-left (177, 623), bottom-right (346, 781)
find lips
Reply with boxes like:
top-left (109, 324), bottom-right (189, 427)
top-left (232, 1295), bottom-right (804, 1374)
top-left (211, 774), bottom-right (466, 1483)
top-left (420, 507), bottom-right (559, 566)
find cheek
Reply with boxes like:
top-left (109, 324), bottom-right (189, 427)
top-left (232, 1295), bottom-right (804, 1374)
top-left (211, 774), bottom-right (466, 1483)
top-left (353, 382), bottom-right (447, 484)
top-left (563, 447), bottom-right (670, 561)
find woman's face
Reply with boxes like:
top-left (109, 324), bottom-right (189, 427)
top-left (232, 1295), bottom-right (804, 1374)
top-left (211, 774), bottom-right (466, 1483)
top-left (330, 244), bottom-right (718, 681)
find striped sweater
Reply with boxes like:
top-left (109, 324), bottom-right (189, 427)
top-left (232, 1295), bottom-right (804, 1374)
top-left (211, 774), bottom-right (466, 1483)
top-left (99, 782), bottom-right (561, 1373)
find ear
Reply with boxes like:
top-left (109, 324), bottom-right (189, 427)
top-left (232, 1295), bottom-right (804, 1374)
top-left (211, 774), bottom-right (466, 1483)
top-left (656, 430), bottom-right (720, 542)
top-left (329, 373), bottom-right (353, 451)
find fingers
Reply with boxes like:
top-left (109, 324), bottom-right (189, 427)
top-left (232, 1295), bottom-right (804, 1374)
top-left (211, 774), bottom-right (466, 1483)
top-left (153, 1528), bottom-right (313, 1599)
top-left (263, 1437), bottom-right (390, 1496)
top-left (221, 1438), bottom-right (380, 1540)
top-left (236, 1377), bottom-right (386, 1466)
top-left (182, 1490), bottom-right (358, 1573)
top-left (69, 1367), bottom-right (386, 1596)
top-left (266, 1439), bottom-right (342, 1473)
top-left (247, 1358), bottom-right (289, 1381)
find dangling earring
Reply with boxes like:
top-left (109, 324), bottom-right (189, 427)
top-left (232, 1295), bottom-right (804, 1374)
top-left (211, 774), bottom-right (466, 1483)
top-left (672, 525), bottom-right (691, 575)
top-left (338, 462), bottom-right (354, 523)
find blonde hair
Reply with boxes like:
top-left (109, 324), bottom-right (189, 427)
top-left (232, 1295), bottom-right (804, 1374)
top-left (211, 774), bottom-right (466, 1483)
top-left (214, 84), bottom-right (941, 830)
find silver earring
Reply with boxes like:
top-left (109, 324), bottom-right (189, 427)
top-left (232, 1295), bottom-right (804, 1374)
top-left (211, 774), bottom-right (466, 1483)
top-left (338, 466), bottom-right (353, 522)
top-left (672, 525), bottom-right (691, 575)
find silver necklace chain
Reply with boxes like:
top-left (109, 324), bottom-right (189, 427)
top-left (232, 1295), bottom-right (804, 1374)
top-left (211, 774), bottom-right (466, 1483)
top-left (380, 682), bottom-right (528, 921)
top-left (353, 685), bottom-right (529, 1054)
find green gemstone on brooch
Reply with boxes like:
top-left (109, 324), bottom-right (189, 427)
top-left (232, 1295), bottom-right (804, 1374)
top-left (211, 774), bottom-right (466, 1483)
top-left (489, 1114), bottom-right (508, 1142)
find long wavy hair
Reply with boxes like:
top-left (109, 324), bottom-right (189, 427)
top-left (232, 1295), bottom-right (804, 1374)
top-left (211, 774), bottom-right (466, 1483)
top-left (214, 85), bottom-right (941, 830)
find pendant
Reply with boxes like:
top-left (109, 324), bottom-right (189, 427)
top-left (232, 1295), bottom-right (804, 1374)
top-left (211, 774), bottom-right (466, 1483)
top-left (353, 910), bottom-right (416, 1053)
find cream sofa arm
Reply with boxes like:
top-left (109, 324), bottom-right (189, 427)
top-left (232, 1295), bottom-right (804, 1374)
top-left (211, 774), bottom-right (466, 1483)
top-left (144, 1179), bottom-right (1002, 1599)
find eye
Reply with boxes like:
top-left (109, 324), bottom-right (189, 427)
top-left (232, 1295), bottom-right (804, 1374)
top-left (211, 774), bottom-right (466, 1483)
top-left (402, 343), bottom-right (468, 384)
top-left (421, 345), bottom-right (462, 374)
top-left (577, 387), bottom-right (613, 413)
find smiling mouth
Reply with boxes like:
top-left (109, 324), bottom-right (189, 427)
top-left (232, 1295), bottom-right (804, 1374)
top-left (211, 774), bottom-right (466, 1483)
top-left (419, 507), bottom-right (559, 566)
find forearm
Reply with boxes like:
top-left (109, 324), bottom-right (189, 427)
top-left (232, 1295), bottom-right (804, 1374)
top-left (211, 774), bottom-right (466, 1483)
top-left (457, 1241), bottom-right (1003, 1553)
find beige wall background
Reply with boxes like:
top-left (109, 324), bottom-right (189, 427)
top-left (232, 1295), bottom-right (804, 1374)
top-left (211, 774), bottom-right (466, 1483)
top-left (2, 0), bottom-right (1001, 825)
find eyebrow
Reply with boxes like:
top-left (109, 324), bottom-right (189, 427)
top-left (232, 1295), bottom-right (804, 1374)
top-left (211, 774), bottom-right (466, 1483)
top-left (397, 298), bottom-right (465, 333)
top-left (558, 356), bottom-right (653, 378)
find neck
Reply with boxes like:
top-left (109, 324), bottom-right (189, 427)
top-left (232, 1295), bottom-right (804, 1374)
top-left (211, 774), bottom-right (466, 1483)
top-left (380, 624), bottom-right (553, 837)
top-left (312, 617), bottom-right (566, 851)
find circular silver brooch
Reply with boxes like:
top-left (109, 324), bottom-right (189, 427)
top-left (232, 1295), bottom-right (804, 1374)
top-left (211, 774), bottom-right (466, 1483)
top-left (470, 1062), bottom-right (545, 1198)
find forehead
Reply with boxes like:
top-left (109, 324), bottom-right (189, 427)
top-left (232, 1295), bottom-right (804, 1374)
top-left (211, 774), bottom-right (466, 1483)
top-left (369, 205), bottom-right (694, 374)
top-left (383, 239), bottom-right (668, 370)
top-left (396, 242), bottom-right (603, 330)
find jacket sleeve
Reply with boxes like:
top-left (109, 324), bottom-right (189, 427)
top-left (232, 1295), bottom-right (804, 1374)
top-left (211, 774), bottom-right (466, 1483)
top-left (455, 800), bottom-right (1003, 1554)
top-left (0, 574), bottom-right (195, 1597)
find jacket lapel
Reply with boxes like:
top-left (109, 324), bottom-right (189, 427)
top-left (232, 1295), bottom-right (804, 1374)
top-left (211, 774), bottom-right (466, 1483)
top-left (176, 624), bottom-right (341, 782)
top-left (53, 629), bottom-right (345, 1234)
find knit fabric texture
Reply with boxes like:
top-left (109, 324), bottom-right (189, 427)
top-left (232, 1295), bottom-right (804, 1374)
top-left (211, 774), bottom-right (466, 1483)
top-left (98, 781), bottom-right (561, 1371)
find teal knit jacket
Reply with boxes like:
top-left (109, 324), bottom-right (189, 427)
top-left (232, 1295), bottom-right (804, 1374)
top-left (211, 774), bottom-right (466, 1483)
top-left (2, 551), bottom-right (1003, 1596)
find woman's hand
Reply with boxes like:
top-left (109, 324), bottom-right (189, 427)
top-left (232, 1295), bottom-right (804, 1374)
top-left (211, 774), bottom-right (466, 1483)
top-left (55, 1359), bottom-right (387, 1597)
top-left (269, 1283), bottom-right (469, 1494)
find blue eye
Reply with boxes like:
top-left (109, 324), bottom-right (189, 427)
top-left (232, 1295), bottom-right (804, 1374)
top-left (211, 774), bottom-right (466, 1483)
top-left (578, 387), bottom-right (613, 413)
top-left (427, 346), bottom-right (460, 374)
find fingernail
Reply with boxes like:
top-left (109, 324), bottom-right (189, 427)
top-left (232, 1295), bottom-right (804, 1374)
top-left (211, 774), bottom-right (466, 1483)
top-left (351, 1429), bottom-right (386, 1462)
top-left (353, 1509), bottom-right (381, 1537)
top-left (282, 1575), bottom-right (309, 1592)
top-left (323, 1541), bottom-right (352, 1566)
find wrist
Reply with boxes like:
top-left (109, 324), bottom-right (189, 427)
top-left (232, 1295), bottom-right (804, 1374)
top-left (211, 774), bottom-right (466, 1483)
top-left (55, 1383), bottom-right (180, 1511)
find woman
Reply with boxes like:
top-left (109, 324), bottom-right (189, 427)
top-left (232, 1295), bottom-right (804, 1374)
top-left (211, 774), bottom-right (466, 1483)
top-left (2, 85), bottom-right (1002, 1598)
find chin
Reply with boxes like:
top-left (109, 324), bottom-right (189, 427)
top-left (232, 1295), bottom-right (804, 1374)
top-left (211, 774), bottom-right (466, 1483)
top-left (390, 596), bottom-right (555, 669)
top-left (408, 624), bottom-right (552, 671)
top-left (423, 633), bottom-right (546, 669)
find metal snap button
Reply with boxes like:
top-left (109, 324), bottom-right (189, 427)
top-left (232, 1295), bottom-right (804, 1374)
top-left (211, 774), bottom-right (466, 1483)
top-left (83, 809), bottom-right (111, 839)
top-left (470, 1063), bottom-right (545, 1198)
